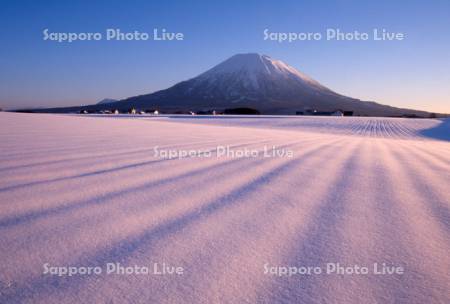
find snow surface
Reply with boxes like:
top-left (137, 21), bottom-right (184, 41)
top-left (0, 112), bottom-right (449, 303)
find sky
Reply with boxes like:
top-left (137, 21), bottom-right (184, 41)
top-left (0, 0), bottom-right (449, 113)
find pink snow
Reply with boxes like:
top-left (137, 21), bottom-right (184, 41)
top-left (0, 112), bottom-right (449, 303)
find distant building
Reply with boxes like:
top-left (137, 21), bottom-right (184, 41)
top-left (313, 111), bottom-right (332, 116)
top-left (297, 109), bottom-right (347, 116)
top-left (304, 109), bottom-right (317, 115)
top-left (331, 110), bottom-right (344, 116)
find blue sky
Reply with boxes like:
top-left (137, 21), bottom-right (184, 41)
top-left (0, 0), bottom-right (449, 112)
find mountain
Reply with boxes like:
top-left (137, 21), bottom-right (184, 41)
top-left (125, 53), bottom-right (343, 114)
top-left (33, 53), bottom-right (435, 116)
top-left (114, 53), bottom-right (429, 116)
top-left (97, 98), bottom-right (118, 105)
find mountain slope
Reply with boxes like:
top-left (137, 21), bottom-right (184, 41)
top-left (109, 53), bottom-right (428, 116)
top-left (97, 98), bottom-right (118, 105)
top-left (33, 53), bottom-right (435, 116)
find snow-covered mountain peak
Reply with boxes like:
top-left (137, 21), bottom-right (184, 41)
top-left (40, 53), bottom-right (433, 117)
top-left (195, 53), bottom-right (333, 94)
top-left (201, 53), bottom-right (271, 76)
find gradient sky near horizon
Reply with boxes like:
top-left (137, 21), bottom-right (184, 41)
top-left (0, 0), bottom-right (449, 112)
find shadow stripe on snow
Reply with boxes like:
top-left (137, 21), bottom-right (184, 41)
top-left (0, 138), bottom-right (345, 303)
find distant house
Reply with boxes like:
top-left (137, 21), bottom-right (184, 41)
top-left (196, 109), bottom-right (222, 115)
top-left (297, 109), bottom-right (346, 116)
top-left (304, 109), bottom-right (317, 115)
top-left (331, 110), bottom-right (344, 116)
